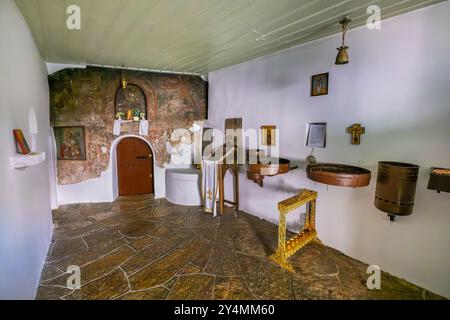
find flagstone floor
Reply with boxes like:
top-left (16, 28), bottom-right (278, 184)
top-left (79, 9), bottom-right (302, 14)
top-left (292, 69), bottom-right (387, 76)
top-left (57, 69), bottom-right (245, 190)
top-left (37, 195), bottom-right (443, 300)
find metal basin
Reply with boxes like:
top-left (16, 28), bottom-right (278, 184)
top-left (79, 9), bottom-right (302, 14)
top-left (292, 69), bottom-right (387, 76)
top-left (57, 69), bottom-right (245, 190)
top-left (307, 163), bottom-right (371, 187)
top-left (247, 158), bottom-right (291, 187)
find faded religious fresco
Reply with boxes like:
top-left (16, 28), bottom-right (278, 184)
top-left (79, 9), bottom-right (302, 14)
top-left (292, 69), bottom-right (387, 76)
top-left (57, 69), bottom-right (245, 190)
top-left (49, 66), bottom-right (207, 185)
top-left (115, 84), bottom-right (147, 117)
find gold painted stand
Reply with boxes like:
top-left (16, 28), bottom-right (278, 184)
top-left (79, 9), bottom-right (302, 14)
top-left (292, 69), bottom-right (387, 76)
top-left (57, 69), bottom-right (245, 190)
top-left (269, 189), bottom-right (319, 273)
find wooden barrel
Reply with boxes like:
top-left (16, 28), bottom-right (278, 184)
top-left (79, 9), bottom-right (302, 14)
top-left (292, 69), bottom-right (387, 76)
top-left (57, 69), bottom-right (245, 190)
top-left (374, 161), bottom-right (420, 217)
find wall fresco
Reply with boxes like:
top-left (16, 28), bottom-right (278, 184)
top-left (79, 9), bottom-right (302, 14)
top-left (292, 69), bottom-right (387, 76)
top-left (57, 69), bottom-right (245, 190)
top-left (115, 84), bottom-right (147, 117)
top-left (49, 66), bottom-right (207, 185)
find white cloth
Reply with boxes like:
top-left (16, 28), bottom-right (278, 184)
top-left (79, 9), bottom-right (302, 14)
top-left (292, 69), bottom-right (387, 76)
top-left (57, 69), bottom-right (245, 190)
top-left (201, 159), bottom-right (219, 216)
top-left (139, 120), bottom-right (149, 136)
top-left (113, 120), bottom-right (122, 136)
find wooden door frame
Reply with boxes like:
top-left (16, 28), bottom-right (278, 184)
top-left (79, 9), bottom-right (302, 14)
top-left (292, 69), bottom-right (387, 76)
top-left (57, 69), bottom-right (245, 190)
top-left (111, 135), bottom-right (155, 199)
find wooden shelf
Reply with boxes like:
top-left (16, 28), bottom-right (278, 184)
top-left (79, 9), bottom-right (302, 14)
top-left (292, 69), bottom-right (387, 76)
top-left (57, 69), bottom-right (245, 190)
top-left (10, 152), bottom-right (46, 169)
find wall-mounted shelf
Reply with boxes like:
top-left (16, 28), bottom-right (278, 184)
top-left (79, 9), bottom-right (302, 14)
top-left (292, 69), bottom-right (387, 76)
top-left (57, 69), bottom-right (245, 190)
top-left (10, 152), bottom-right (46, 169)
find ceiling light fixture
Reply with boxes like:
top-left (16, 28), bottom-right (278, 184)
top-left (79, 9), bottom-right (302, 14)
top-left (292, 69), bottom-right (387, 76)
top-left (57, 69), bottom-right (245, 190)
top-left (335, 17), bottom-right (351, 65)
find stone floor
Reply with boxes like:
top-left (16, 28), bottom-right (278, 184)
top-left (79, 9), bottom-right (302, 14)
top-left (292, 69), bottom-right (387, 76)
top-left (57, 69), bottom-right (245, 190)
top-left (37, 195), bottom-right (443, 300)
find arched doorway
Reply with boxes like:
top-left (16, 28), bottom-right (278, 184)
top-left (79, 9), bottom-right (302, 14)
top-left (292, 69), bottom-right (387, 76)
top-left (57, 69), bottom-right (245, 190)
top-left (117, 137), bottom-right (154, 196)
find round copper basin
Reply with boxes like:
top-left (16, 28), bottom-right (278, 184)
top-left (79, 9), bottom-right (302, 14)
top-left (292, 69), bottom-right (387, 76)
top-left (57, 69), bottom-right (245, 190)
top-left (247, 158), bottom-right (291, 187)
top-left (247, 158), bottom-right (291, 176)
top-left (307, 163), bottom-right (371, 187)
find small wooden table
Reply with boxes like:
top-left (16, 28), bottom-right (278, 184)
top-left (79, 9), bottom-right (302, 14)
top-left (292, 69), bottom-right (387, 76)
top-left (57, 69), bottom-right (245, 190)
top-left (269, 189), bottom-right (319, 273)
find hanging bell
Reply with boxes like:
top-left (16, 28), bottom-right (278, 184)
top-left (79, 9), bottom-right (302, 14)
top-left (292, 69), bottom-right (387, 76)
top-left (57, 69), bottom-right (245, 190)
top-left (335, 46), bottom-right (349, 65)
top-left (121, 65), bottom-right (127, 89)
top-left (335, 17), bottom-right (351, 65)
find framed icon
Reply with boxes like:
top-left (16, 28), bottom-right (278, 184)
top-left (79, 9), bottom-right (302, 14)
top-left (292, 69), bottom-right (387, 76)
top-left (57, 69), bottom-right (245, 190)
top-left (53, 126), bottom-right (87, 160)
top-left (311, 73), bottom-right (329, 96)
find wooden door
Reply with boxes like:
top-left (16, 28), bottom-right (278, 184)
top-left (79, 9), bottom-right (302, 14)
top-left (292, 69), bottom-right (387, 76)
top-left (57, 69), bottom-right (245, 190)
top-left (117, 138), bottom-right (153, 196)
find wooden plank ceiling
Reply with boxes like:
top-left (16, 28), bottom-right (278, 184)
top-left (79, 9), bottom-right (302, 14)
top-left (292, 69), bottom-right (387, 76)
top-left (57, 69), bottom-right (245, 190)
top-left (15, 0), bottom-right (444, 74)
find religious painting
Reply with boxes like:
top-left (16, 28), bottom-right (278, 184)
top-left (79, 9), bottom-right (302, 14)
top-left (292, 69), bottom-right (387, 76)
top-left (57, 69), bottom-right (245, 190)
top-left (261, 125), bottom-right (276, 146)
top-left (54, 126), bottom-right (87, 160)
top-left (306, 122), bottom-right (327, 148)
top-left (311, 73), bottom-right (329, 96)
top-left (157, 76), bottom-right (202, 122)
top-left (115, 84), bottom-right (147, 119)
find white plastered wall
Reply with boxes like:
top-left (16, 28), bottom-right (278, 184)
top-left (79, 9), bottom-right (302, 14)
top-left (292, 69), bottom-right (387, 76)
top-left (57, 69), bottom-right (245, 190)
top-left (208, 3), bottom-right (450, 298)
top-left (0, 0), bottom-right (53, 299)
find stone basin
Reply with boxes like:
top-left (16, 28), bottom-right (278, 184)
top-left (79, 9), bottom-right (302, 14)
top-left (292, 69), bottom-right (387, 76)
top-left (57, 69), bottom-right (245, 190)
top-left (247, 158), bottom-right (292, 187)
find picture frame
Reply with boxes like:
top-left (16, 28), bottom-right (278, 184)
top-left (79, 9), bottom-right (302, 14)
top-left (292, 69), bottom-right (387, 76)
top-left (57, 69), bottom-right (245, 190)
top-left (306, 122), bottom-right (327, 148)
top-left (53, 126), bottom-right (87, 160)
top-left (311, 73), bottom-right (329, 96)
top-left (261, 125), bottom-right (276, 146)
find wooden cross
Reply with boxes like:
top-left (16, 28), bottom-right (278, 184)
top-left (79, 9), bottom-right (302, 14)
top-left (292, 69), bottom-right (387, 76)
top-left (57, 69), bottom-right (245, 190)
top-left (346, 123), bottom-right (365, 145)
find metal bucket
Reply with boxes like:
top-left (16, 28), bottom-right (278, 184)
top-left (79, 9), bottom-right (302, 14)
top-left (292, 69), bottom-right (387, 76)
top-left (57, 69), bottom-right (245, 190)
top-left (374, 161), bottom-right (420, 219)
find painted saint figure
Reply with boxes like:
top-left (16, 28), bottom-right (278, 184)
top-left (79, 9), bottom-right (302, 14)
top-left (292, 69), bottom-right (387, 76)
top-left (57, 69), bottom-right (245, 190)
top-left (60, 130), bottom-right (82, 159)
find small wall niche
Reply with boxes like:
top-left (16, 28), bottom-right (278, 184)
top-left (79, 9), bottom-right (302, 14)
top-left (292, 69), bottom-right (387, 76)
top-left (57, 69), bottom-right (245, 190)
top-left (115, 84), bottom-right (147, 120)
top-left (28, 106), bottom-right (38, 152)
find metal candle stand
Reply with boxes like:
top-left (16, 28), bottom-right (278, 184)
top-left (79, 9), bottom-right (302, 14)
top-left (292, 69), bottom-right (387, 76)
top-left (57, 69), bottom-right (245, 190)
top-left (269, 189), bottom-right (319, 273)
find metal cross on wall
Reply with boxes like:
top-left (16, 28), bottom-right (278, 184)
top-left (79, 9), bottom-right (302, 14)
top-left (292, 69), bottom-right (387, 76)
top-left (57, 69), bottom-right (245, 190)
top-left (346, 123), bottom-right (365, 145)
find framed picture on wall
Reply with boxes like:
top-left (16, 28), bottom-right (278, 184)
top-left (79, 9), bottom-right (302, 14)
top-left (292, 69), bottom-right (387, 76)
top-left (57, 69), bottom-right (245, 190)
top-left (311, 73), bottom-right (329, 96)
top-left (53, 126), bottom-right (87, 160)
top-left (306, 122), bottom-right (327, 148)
top-left (261, 125), bottom-right (276, 146)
